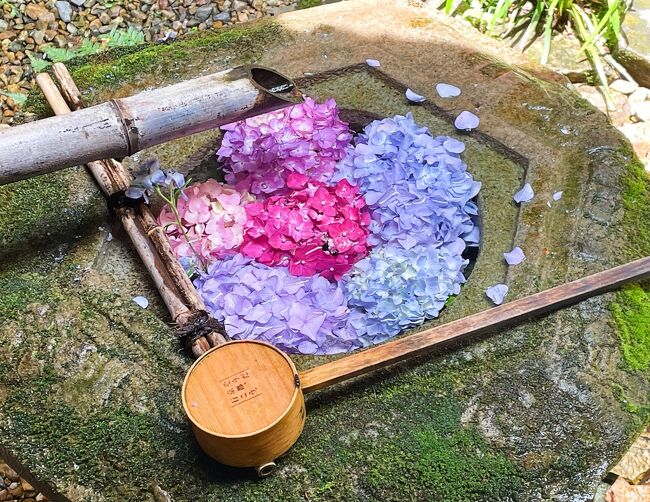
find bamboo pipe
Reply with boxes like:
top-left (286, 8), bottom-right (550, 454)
top-left (1, 65), bottom-right (300, 185)
top-left (299, 255), bottom-right (650, 392)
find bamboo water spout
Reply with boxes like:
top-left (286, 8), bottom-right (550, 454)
top-left (0, 65), bottom-right (301, 185)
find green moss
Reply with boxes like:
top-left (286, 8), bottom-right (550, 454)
top-left (0, 173), bottom-right (68, 250)
top-left (298, 0), bottom-right (322, 9)
top-left (621, 153), bottom-right (650, 257)
top-left (612, 284), bottom-right (650, 373)
top-left (69, 24), bottom-right (285, 91)
top-left (360, 398), bottom-right (520, 500)
top-left (0, 272), bottom-right (56, 322)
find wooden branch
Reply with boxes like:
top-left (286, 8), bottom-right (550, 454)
top-left (299, 256), bottom-right (650, 393)
top-left (52, 62), bottom-right (83, 110)
top-left (50, 65), bottom-right (207, 314)
top-left (1, 66), bottom-right (300, 185)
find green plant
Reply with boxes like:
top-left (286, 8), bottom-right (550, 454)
top-left (1, 91), bottom-right (27, 106)
top-left (99, 26), bottom-right (145, 47)
top-left (443, 0), bottom-right (628, 101)
top-left (30, 28), bottom-right (145, 73)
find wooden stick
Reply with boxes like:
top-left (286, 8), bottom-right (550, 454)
top-left (300, 256), bottom-right (650, 393)
top-left (1, 66), bottom-right (300, 185)
top-left (52, 62), bottom-right (83, 110)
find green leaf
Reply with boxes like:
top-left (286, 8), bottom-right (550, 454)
top-left (1, 91), bottom-right (27, 106)
top-left (27, 53), bottom-right (51, 72)
top-left (541, 0), bottom-right (560, 64)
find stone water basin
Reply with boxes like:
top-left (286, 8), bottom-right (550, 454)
top-left (1, 1), bottom-right (649, 500)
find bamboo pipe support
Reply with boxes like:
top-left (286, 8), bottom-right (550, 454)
top-left (35, 70), bottom-right (226, 351)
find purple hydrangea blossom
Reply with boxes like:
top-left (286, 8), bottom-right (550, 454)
top-left (193, 254), bottom-right (361, 355)
top-left (342, 241), bottom-right (469, 346)
top-left (334, 113), bottom-right (481, 251)
top-left (217, 97), bottom-right (353, 197)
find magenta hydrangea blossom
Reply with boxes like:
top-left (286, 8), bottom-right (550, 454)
top-left (158, 179), bottom-right (254, 267)
top-left (217, 97), bottom-right (353, 197)
top-left (194, 255), bottom-right (362, 355)
top-left (240, 176), bottom-right (371, 281)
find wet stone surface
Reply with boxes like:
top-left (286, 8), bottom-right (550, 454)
top-left (1, 0), bottom-right (649, 500)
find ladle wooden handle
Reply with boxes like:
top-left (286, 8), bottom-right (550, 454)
top-left (300, 256), bottom-right (650, 393)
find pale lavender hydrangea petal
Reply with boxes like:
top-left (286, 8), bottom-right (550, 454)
top-left (132, 296), bottom-right (149, 308)
top-left (343, 243), bottom-right (469, 345)
top-left (552, 191), bottom-right (563, 201)
top-left (366, 59), bottom-right (381, 67)
top-left (485, 284), bottom-right (508, 305)
top-left (406, 88), bottom-right (426, 103)
top-left (454, 111), bottom-right (479, 131)
top-left (436, 83), bottom-right (461, 98)
top-left (503, 246), bottom-right (525, 265)
top-left (194, 256), bottom-right (362, 355)
top-left (333, 113), bottom-right (480, 251)
top-left (513, 183), bottom-right (534, 203)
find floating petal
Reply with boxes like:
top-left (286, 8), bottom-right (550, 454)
top-left (454, 111), bottom-right (479, 131)
top-left (132, 296), bottom-right (149, 309)
top-left (513, 183), bottom-right (534, 203)
top-left (552, 191), bottom-right (563, 201)
top-left (436, 83), bottom-right (461, 98)
top-left (366, 59), bottom-right (381, 68)
top-left (503, 246), bottom-right (525, 265)
top-left (406, 88), bottom-right (426, 103)
top-left (485, 284), bottom-right (508, 305)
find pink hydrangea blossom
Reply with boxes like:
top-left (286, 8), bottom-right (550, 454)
top-left (158, 179), bottom-right (254, 267)
top-left (240, 178), bottom-right (371, 281)
top-left (217, 97), bottom-right (353, 197)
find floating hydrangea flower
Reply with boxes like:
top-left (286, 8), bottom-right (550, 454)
top-left (485, 284), bottom-right (508, 305)
top-left (343, 240), bottom-right (469, 345)
top-left (406, 88), bottom-right (426, 103)
top-left (334, 113), bottom-right (481, 251)
top-left (158, 179), bottom-right (254, 267)
top-left (503, 246), bottom-right (525, 265)
top-left (194, 255), bottom-right (361, 355)
top-left (217, 97), bottom-right (353, 197)
top-left (436, 83), bottom-right (461, 98)
top-left (513, 182), bottom-right (534, 203)
top-left (240, 177), bottom-right (371, 281)
top-left (126, 159), bottom-right (186, 203)
top-left (454, 111), bottom-right (480, 131)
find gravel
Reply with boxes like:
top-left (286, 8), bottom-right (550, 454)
top-left (0, 0), bottom-right (299, 125)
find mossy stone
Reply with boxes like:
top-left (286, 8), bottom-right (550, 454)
top-left (1, 1), bottom-right (650, 500)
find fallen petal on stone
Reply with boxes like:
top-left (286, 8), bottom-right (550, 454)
top-left (406, 88), bottom-right (426, 103)
top-left (133, 296), bottom-right (149, 309)
top-left (513, 183), bottom-right (534, 203)
top-left (553, 191), bottom-right (563, 201)
top-left (454, 111), bottom-right (479, 131)
top-left (436, 83), bottom-right (461, 98)
top-left (366, 59), bottom-right (381, 68)
top-left (503, 246), bottom-right (525, 265)
top-left (485, 284), bottom-right (508, 305)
